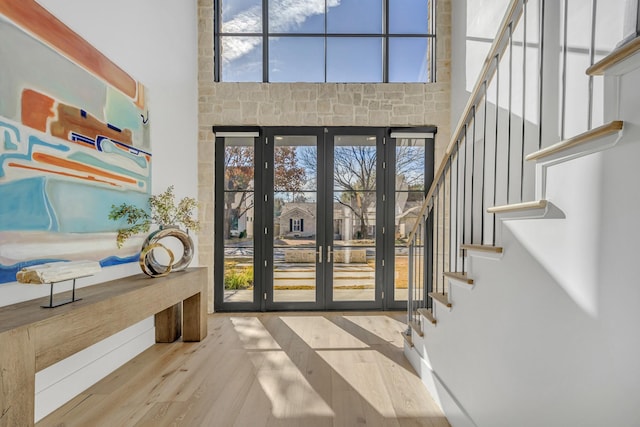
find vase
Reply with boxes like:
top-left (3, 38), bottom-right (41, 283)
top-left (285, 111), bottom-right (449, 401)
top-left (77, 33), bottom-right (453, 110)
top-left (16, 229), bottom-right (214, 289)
top-left (139, 225), bottom-right (194, 277)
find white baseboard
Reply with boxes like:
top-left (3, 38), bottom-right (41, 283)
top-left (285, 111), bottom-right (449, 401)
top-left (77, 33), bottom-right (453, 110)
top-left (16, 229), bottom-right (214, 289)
top-left (34, 318), bottom-right (155, 422)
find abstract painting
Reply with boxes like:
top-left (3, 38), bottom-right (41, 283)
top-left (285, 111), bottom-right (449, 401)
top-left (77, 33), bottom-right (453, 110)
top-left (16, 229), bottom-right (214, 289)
top-left (0, 1), bottom-right (151, 284)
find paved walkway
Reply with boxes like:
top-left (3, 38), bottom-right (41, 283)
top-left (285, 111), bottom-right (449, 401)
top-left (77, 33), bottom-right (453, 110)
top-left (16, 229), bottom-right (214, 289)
top-left (224, 288), bottom-right (409, 303)
top-left (224, 261), bottom-right (408, 303)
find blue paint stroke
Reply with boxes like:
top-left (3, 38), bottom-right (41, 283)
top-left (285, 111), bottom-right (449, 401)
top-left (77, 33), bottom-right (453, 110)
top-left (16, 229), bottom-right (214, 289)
top-left (98, 138), bottom-right (150, 169)
top-left (0, 121), bottom-right (21, 150)
top-left (46, 180), bottom-right (150, 233)
top-left (0, 254), bottom-right (139, 284)
top-left (0, 134), bottom-right (69, 178)
top-left (0, 177), bottom-right (149, 233)
top-left (70, 132), bottom-right (97, 149)
top-left (70, 150), bottom-right (149, 176)
top-left (95, 136), bottom-right (151, 157)
top-left (107, 123), bottom-right (122, 132)
top-left (100, 254), bottom-right (139, 267)
top-left (0, 258), bottom-right (64, 284)
top-left (0, 177), bottom-right (58, 231)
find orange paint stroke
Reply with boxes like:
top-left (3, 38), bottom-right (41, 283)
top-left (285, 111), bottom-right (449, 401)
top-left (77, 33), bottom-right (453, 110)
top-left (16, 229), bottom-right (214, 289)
top-left (135, 82), bottom-right (146, 110)
top-left (8, 162), bottom-right (120, 187)
top-left (21, 89), bottom-right (55, 132)
top-left (0, 0), bottom-right (137, 99)
top-left (50, 103), bottom-right (133, 146)
top-left (32, 152), bottom-right (137, 185)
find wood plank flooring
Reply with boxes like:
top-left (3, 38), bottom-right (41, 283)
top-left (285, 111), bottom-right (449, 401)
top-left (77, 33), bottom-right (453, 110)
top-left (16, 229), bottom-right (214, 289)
top-left (38, 312), bottom-right (449, 427)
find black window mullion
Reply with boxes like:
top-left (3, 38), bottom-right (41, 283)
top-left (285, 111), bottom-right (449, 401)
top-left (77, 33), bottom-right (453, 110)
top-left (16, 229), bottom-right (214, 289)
top-left (263, 0), bottom-right (268, 82)
top-left (431, 0), bottom-right (437, 82)
top-left (213, 0), bottom-right (220, 81)
top-left (324, 0), bottom-right (328, 82)
top-left (383, 0), bottom-right (389, 83)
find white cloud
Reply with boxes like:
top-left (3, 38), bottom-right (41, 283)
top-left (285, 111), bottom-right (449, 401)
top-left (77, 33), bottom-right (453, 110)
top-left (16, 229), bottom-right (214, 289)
top-left (222, 0), bottom-right (341, 63)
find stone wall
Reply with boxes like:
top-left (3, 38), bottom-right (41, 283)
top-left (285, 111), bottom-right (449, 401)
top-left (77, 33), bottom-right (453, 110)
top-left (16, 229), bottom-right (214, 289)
top-left (197, 0), bottom-right (452, 311)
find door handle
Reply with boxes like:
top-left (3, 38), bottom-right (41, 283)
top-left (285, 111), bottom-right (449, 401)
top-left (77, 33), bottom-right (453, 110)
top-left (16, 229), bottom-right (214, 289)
top-left (327, 245), bottom-right (332, 263)
top-left (317, 246), bottom-right (323, 263)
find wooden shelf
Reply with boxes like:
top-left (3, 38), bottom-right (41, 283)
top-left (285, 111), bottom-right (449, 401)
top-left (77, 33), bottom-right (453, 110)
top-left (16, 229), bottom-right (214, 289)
top-left (461, 244), bottom-right (503, 254)
top-left (526, 121), bottom-right (623, 161)
top-left (443, 272), bottom-right (474, 285)
top-left (417, 308), bottom-right (437, 325)
top-left (587, 37), bottom-right (640, 75)
top-left (487, 200), bottom-right (547, 214)
top-left (428, 292), bottom-right (452, 308)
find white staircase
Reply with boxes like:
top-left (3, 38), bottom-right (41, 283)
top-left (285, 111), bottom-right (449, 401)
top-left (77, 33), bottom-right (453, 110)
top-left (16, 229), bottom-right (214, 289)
top-left (404, 2), bottom-right (640, 426)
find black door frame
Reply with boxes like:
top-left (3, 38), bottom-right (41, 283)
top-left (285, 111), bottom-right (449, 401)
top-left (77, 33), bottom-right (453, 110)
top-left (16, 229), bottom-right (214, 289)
top-left (263, 127), bottom-right (326, 311)
top-left (214, 126), bottom-right (435, 312)
top-left (323, 127), bottom-right (386, 310)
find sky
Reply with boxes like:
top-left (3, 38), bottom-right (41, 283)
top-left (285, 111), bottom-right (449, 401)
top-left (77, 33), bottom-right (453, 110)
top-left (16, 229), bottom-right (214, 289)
top-left (219, 0), bottom-right (431, 82)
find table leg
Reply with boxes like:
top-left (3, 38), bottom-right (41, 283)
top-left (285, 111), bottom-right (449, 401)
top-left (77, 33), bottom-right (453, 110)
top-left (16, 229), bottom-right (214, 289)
top-left (182, 292), bottom-right (207, 342)
top-left (154, 303), bottom-right (182, 343)
top-left (0, 327), bottom-right (36, 427)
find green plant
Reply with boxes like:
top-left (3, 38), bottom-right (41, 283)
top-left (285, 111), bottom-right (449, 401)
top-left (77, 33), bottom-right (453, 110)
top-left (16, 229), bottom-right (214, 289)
top-left (224, 265), bottom-right (253, 290)
top-left (109, 186), bottom-right (200, 248)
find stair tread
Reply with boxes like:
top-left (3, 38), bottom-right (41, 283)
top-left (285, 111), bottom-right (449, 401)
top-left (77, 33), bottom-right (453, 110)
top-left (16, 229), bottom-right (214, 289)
top-left (487, 200), bottom-right (547, 214)
top-left (526, 121), bottom-right (623, 161)
top-left (443, 271), bottom-right (474, 284)
top-left (428, 292), bottom-right (452, 308)
top-left (461, 244), bottom-right (504, 253)
top-left (409, 319), bottom-right (424, 337)
top-left (417, 308), bottom-right (437, 325)
top-left (401, 331), bottom-right (414, 348)
top-left (587, 38), bottom-right (640, 75)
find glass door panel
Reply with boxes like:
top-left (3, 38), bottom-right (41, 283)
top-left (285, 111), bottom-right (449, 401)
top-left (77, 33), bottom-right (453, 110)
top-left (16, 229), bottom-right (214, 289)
top-left (330, 134), bottom-right (379, 303)
top-left (217, 136), bottom-right (259, 309)
top-left (272, 135), bottom-right (320, 304)
top-left (393, 137), bottom-right (426, 301)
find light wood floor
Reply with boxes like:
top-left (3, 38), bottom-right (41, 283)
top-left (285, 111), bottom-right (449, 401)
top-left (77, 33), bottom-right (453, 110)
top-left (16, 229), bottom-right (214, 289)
top-left (39, 312), bottom-right (449, 427)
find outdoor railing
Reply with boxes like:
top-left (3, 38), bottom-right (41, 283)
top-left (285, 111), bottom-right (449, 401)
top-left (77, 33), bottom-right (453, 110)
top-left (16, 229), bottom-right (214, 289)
top-left (406, 0), bottom-right (633, 331)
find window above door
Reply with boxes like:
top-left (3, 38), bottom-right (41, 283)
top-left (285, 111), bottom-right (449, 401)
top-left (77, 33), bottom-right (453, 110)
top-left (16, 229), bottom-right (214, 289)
top-left (213, 0), bottom-right (437, 83)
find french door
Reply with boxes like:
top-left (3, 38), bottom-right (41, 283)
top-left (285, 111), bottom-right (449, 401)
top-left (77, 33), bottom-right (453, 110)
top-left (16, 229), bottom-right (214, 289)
top-left (265, 128), bottom-right (385, 310)
top-left (215, 127), bottom-right (433, 311)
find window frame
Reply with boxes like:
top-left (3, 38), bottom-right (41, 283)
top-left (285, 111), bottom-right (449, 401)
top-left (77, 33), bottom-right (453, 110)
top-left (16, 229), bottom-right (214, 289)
top-left (213, 0), bottom-right (437, 83)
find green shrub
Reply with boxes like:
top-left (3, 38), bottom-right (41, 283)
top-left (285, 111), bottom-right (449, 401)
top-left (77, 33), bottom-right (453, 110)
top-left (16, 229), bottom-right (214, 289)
top-left (224, 265), bottom-right (253, 290)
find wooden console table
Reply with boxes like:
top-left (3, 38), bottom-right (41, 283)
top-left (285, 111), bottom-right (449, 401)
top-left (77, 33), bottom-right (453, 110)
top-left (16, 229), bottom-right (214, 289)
top-left (0, 267), bottom-right (207, 427)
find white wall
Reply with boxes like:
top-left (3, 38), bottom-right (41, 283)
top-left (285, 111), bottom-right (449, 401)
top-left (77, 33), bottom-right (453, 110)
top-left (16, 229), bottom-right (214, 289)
top-left (412, 3), bottom-right (640, 424)
top-left (0, 0), bottom-right (199, 421)
top-left (451, 0), bottom-right (510, 129)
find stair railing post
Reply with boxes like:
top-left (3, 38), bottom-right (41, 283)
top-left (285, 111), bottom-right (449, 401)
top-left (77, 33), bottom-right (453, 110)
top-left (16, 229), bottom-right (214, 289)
top-left (407, 236), bottom-right (415, 334)
top-left (426, 210), bottom-right (434, 309)
top-left (620, 0), bottom-right (640, 47)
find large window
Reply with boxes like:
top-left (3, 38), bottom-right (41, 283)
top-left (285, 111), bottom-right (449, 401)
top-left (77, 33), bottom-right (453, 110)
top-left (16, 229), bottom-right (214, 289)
top-left (214, 0), bottom-right (436, 83)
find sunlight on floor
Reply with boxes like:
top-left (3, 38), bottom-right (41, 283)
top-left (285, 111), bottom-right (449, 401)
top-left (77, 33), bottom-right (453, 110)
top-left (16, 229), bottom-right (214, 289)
top-left (231, 316), bottom-right (334, 418)
top-left (344, 315), bottom-right (407, 348)
top-left (280, 316), bottom-right (369, 349)
top-left (231, 316), bottom-right (282, 350)
top-left (230, 313), bottom-right (444, 421)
